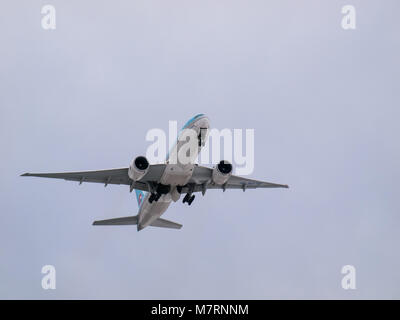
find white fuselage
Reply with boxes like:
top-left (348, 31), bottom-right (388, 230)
top-left (137, 115), bottom-right (210, 230)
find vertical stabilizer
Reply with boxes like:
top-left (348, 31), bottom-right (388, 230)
top-left (135, 189), bottom-right (146, 207)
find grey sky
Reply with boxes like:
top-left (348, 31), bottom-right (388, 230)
top-left (1, 0), bottom-right (399, 299)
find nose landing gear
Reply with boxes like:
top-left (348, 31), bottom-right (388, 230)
top-left (198, 128), bottom-right (207, 147)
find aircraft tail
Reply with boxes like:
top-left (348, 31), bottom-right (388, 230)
top-left (93, 215), bottom-right (182, 230)
top-left (135, 189), bottom-right (146, 207)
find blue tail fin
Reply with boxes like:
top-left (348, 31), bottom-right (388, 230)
top-left (135, 190), bottom-right (146, 207)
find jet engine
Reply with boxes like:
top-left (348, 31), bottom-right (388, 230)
top-left (128, 156), bottom-right (149, 181)
top-left (212, 160), bottom-right (233, 185)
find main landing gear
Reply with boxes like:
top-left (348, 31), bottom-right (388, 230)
top-left (182, 193), bottom-right (195, 206)
top-left (148, 183), bottom-right (171, 204)
top-left (148, 193), bottom-right (161, 204)
top-left (178, 183), bottom-right (196, 206)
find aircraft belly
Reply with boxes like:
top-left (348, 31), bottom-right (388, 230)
top-left (160, 164), bottom-right (193, 186)
top-left (162, 115), bottom-right (209, 187)
top-left (138, 115), bottom-right (210, 230)
top-left (138, 195), bottom-right (172, 228)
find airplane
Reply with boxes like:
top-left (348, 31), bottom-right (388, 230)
top-left (21, 114), bottom-right (288, 231)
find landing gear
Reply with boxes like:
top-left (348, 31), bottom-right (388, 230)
top-left (198, 128), bottom-right (207, 147)
top-left (182, 193), bottom-right (195, 205)
top-left (148, 183), bottom-right (171, 204)
top-left (182, 193), bottom-right (190, 203)
top-left (188, 195), bottom-right (195, 206)
top-left (181, 183), bottom-right (196, 206)
top-left (148, 193), bottom-right (161, 203)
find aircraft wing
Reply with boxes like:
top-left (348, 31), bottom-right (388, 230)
top-left (20, 164), bottom-right (167, 192)
top-left (182, 165), bottom-right (288, 193)
top-left (21, 164), bottom-right (288, 192)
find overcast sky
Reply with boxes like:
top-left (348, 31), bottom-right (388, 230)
top-left (1, 0), bottom-right (399, 299)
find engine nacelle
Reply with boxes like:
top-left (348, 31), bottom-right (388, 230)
top-left (128, 156), bottom-right (150, 181)
top-left (212, 160), bottom-right (233, 185)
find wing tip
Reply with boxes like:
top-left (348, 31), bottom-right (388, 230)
top-left (92, 221), bottom-right (107, 226)
top-left (92, 220), bottom-right (105, 226)
top-left (20, 173), bottom-right (30, 177)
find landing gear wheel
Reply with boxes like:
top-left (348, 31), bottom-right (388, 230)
top-left (198, 128), bottom-right (207, 147)
top-left (149, 193), bottom-right (161, 203)
top-left (182, 193), bottom-right (190, 204)
top-left (188, 195), bottom-right (195, 206)
top-left (148, 193), bottom-right (155, 203)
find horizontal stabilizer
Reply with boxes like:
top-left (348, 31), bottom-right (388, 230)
top-left (150, 218), bottom-right (182, 229)
top-left (93, 216), bottom-right (138, 225)
top-left (92, 216), bottom-right (182, 230)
